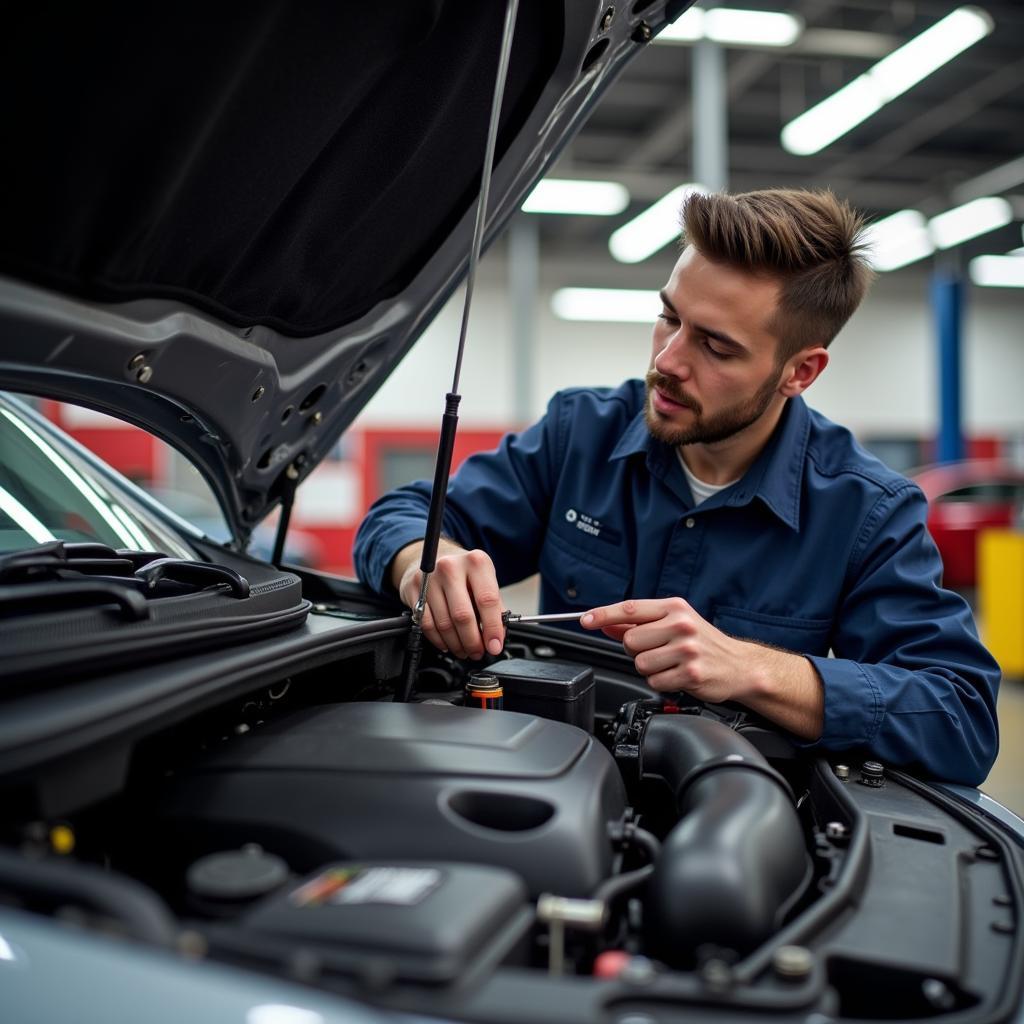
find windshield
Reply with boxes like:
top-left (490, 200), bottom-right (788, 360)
top-left (0, 396), bottom-right (194, 558)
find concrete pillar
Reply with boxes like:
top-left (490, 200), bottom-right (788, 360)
top-left (508, 214), bottom-right (540, 422)
top-left (692, 30), bottom-right (728, 192)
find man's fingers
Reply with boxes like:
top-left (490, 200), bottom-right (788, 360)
top-left (645, 668), bottom-right (693, 694)
top-left (633, 644), bottom-right (682, 678)
top-left (620, 617), bottom-right (693, 656)
top-left (429, 589), bottom-right (468, 658)
top-left (399, 569), bottom-right (446, 652)
top-left (447, 589), bottom-right (487, 660)
top-left (419, 607), bottom-right (448, 654)
top-left (432, 556), bottom-right (478, 658)
top-left (582, 598), bottom-right (688, 629)
top-left (600, 624), bottom-right (634, 641)
top-left (466, 551), bottom-right (504, 656)
top-left (471, 587), bottom-right (505, 657)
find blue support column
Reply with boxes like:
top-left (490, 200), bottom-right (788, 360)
top-left (931, 269), bottom-right (965, 464)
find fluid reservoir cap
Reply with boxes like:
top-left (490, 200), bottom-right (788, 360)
top-left (187, 845), bottom-right (290, 902)
top-left (859, 761), bottom-right (885, 787)
top-left (467, 673), bottom-right (501, 692)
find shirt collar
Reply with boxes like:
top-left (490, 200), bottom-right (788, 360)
top-left (609, 393), bottom-right (810, 531)
top-left (610, 409), bottom-right (650, 461)
top-left (722, 395), bottom-right (809, 531)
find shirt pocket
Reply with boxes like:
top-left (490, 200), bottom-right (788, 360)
top-left (540, 533), bottom-right (630, 609)
top-left (712, 606), bottom-right (832, 657)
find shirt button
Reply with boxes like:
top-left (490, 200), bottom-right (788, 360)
top-left (685, 517), bottom-right (695, 528)
top-left (566, 586), bottom-right (578, 599)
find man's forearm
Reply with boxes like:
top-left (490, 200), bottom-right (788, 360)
top-left (741, 644), bottom-right (825, 740)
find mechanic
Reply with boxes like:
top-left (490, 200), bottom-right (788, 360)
top-left (354, 188), bottom-right (1000, 786)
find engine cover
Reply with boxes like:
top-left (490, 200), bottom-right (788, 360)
top-left (154, 702), bottom-right (628, 898)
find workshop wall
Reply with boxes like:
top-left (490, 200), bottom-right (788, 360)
top-left (356, 262), bottom-right (1024, 446)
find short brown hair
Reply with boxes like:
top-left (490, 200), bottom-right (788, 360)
top-left (680, 189), bottom-right (873, 359)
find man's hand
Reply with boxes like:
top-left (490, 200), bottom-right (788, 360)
top-left (390, 540), bottom-right (505, 660)
top-left (581, 597), bottom-right (824, 740)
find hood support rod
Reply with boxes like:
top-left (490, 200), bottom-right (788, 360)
top-left (271, 460), bottom-right (301, 568)
top-left (394, 0), bottom-right (520, 702)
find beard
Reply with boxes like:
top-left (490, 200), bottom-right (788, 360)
top-left (644, 367), bottom-right (780, 446)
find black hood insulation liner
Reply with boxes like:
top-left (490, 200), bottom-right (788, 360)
top-left (0, 1), bottom-right (560, 336)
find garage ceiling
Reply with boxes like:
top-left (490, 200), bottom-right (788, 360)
top-left (540, 0), bottom-right (1024, 267)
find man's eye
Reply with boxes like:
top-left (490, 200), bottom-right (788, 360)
top-left (657, 312), bottom-right (678, 324)
top-left (702, 339), bottom-right (731, 359)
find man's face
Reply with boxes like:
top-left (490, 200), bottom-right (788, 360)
top-left (645, 246), bottom-right (787, 447)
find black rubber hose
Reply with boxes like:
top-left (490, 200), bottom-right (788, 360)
top-left (625, 824), bottom-right (661, 863)
top-left (0, 846), bottom-right (178, 947)
top-left (639, 715), bottom-right (811, 967)
top-left (593, 863), bottom-right (654, 905)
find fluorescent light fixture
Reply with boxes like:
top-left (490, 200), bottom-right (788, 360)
top-left (781, 5), bottom-right (993, 155)
top-left (861, 210), bottom-right (934, 271)
top-left (928, 196), bottom-right (1013, 249)
top-left (969, 254), bottom-right (1024, 287)
top-left (657, 7), bottom-right (802, 47)
top-left (609, 183), bottom-right (704, 264)
top-left (521, 179), bottom-right (629, 216)
top-left (706, 9), bottom-right (802, 47)
top-left (552, 288), bottom-right (660, 323)
top-left (658, 7), bottom-right (703, 41)
top-left (861, 198), bottom-right (1015, 271)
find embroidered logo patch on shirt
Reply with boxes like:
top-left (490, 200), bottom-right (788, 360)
top-left (563, 508), bottom-right (622, 545)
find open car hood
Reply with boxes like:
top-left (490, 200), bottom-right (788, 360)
top-left (0, 1), bottom-right (683, 544)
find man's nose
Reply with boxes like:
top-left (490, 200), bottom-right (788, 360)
top-left (654, 335), bottom-right (692, 380)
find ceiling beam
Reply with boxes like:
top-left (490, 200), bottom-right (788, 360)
top-left (623, 0), bottom-right (846, 170)
top-left (952, 154), bottom-right (1024, 205)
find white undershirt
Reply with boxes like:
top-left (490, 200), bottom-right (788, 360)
top-left (677, 450), bottom-right (737, 506)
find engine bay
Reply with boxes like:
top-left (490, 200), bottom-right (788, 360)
top-left (1, 600), bottom-right (1022, 1023)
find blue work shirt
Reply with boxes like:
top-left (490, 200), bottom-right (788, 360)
top-left (354, 380), bottom-right (1000, 785)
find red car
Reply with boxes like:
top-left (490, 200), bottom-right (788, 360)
top-left (910, 460), bottom-right (1024, 589)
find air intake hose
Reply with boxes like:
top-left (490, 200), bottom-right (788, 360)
top-left (639, 714), bottom-right (810, 966)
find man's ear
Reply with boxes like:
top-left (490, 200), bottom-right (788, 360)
top-left (779, 347), bottom-right (829, 397)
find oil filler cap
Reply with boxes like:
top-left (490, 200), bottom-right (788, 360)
top-left (187, 844), bottom-right (290, 903)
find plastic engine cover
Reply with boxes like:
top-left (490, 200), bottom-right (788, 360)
top-left (155, 702), bottom-right (628, 897)
top-left (242, 860), bottom-right (530, 984)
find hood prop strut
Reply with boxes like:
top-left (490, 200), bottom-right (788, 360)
top-left (394, 0), bottom-right (520, 703)
top-left (271, 460), bottom-right (302, 569)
